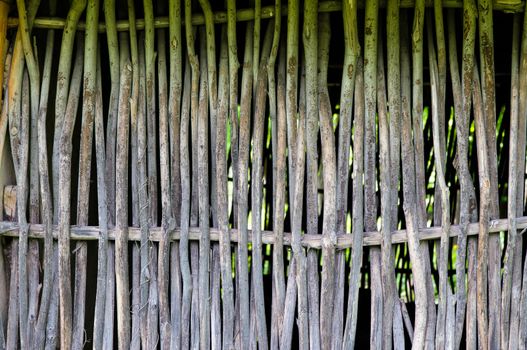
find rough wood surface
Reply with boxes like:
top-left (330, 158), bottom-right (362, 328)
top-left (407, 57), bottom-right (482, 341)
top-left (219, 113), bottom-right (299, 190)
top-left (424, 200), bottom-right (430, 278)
top-left (3, 1), bottom-right (526, 348)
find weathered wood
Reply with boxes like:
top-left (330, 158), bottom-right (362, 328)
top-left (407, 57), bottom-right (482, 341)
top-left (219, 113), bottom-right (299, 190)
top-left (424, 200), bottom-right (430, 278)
top-left (363, 1), bottom-right (382, 348)
top-left (16, 0), bottom-right (41, 346)
top-left (215, 26), bottom-right (233, 350)
top-left (6, 0), bottom-right (527, 33)
top-left (179, 5), bottom-right (192, 342)
top-left (473, 63), bottom-right (491, 350)
top-left (428, 16), bottom-right (452, 348)
top-left (167, 1), bottom-right (183, 348)
top-left (377, 34), bottom-right (397, 350)
top-left (115, 41), bottom-right (132, 350)
top-left (342, 54), bottom-right (364, 350)
top-left (270, 6), bottom-right (285, 348)
top-left (303, 1), bottom-right (321, 346)
top-left (317, 12), bottom-right (338, 350)
top-left (57, 25), bottom-right (84, 350)
top-left (501, 13), bottom-right (521, 350)
top-left (236, 19), bottom-right (253, 348)
top-left (3, 213), bottom-right (527, 248)
top-left (52, 0), bottom-right (86, 222)
top-left (196, 28), bottom-right (211, 350)
top-left (72, 2), bottom-right (99, 348)
top-left (157, 16), bottom-right (172, 350)
top-left (32, 0), bottom-right (56, 345)
top-left (477, 2), bottom-right (501, 349)
top-left (250, 21), bottom-right (274, 349)
top-left (400, 12), bottom-right (429, 349)
top-left (93, 51), bottom-right (109, 350)
top-left (512, 2), bottom-right (527, 348)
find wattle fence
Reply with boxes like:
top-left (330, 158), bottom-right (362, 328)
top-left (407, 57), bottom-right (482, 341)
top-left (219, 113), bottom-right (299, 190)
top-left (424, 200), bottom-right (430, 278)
top-left (0, 0), bottom-right (526, 349)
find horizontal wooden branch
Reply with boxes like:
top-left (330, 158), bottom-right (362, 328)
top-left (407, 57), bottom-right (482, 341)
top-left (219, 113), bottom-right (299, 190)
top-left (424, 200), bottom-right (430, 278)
top-left (0, 216), bottom-right (525, 249)
top-left (6, 0), bottom-right (524, 32)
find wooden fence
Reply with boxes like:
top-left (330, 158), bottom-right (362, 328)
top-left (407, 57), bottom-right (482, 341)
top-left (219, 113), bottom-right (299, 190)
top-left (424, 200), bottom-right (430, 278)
top-left (0, 0), bottom-right (526, 349)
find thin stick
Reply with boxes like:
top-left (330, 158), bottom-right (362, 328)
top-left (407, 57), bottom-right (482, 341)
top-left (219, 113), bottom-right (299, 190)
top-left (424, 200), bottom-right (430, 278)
top-left (16, 0), bottom-right (41, 346)
top-left (511, 1), bottom-right (527, 347)
top-left (167, 0), bottom-right (182, 348)
top-left (400, 12), bottom-right (429, 348)
top-left (268, 0), bottom-right (284, 347)
top-left (428, 17), bottom-right (452, 349)
top-left (411, 2), bottom-right (437, 344)
top-left (57, 30), bottom-right (84, 350)
top-left (6, 240), bottom-right (19, 350)
top-left (291, 73), bottom-right (309, 350)
top-left (103, 0), bottom-right (118, 227)
top-left (115, 38), bottom-right (132, 350)
top-left (250, 21), bottom-right (274, 349)
top-left (72, 1), bottom-right (99, 348)
top-left (459, 1), bottom-right (478, 347)
top-left (342, 55), bottom-right (364, 350)
top-left (272, 34), bottom-right (287, 349)
top-left (236, 19), bottom-right (253, 348)
top-left (477, 2), bottom-right (500, 347)
top-left (17, 70), bottom-right (30, 350)
top-left (32, 0), bottom-right (57, 346)
top-left (179, 51), bottom-right (192, 350)
top-left (304, 0), bottom-right (321, 346)
top-left (93, 50), bottom-right (108, 350)
top-left (317, 12), bottom-right (338, 350)
top-left (472, 63), bottom-right (491, 350)
top-left (501, 13), bottom-right (521, 350)
top-left (157, 17), bottom-right (173, 350)
top-left (128, 1), bottom-right (140, 349)
top-left (52, 0), bottom-right (87, 221)
top-left (285, 0), bottom-right (299, 218)
top-left (227, 0), bottom-right (239, 227)
top-left (363, 1), bottom-right (383, 348)
top-left (333, 2), bottom-right (359, 347)
top-left (196, 27), bottom-right (211, 350)
top-left (137, 30), bottom-right (150, 350)
top-left (377, 33), bottom-right (397, 350)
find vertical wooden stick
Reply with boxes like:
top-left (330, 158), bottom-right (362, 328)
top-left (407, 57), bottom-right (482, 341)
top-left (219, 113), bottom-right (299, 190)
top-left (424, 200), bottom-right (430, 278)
top-left (303, 1), bottom-right (321, 346)
top-left (137, 30), bottom-right (150, 350)
top-left (377, 33), bottom-right (397, 350)
top-left (317, 12), bottom-right (338, 350)
top-left (103, 0), bottom-right (119, 226)
top-left (93, 50), bottom-right (109, 350)
top-left (52, 0), bottom-right (87, 220)
top-left (227, 0), bottom-right (239, 227)
top-left (477, 2), bottom-right (500, 347)
top-left (250, 21), bottom-right (274, 350)
top-left (196, 27), bottom-right (211, 350)
top-left (168, 1), bottom-right (183, 346)
top-left (32, 0), bottom-right (56, 345)
top-left (511, 2), bottom-right (527, 347)
top-left (157, 20), bottom-right (173, 350)
top-left (143, 0), bottom-right (157, 225)
top-left (268, 1), bottom-right (284, 347)
top-left (336, 2), bottom-right (359, 347)
top-left (400, 13), bottom-right (429, 348)
top-left (115, 37), bottom-right (132, 350)
top-left (472, 63), bottom-right (491, 350)
top-left (72, 1), bottom-right (99, 348)
top-left (427, 18), bottom-right (452, 348)
top-left (342, 56), bottom-right (364, 350)
top-left (236, 19), bottom-right (253, 348)
top-left (57, 32), bottom-right (84, 350)
top-left (16, 0), bottom-right (41, 346)
top-left (179, 51), bottom-right (192, 349)
top-left (501, 13), bottom-right (521, 350)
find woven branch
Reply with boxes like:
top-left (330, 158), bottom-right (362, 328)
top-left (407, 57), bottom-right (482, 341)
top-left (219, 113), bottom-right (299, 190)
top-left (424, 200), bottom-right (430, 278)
top-left (0, 216), bottom-right (524, 248)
